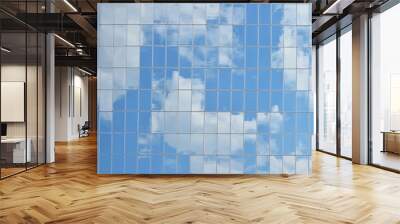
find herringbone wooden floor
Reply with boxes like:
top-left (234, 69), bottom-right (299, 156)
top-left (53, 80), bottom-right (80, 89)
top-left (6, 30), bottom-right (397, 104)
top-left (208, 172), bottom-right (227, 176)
top-left (1, 135), bottom-right (400, 224)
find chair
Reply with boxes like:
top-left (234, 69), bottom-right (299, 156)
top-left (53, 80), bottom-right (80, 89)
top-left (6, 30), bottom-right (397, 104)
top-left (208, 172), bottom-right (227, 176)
top-left (79, 121), bottom-right (90, 138)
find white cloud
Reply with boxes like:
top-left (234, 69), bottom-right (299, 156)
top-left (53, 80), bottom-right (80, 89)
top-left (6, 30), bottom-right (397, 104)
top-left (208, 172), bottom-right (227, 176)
top-left (205, 134), bottom-right (217, 154)
top-left (244, 117), bottom-right (257, 133)
top-left (284, 27), bottom-right (296, 47)
top-left (152, 72), bottom-right (259, 157)
top-left (206, 4), bottom-right (219, 19)
top-left (218, 112), bottom-right (231, 133)
top-left (193, 5), bottom-right (206, 24)
top-left (230, 157), bottom-right (243, 174)
top-left (204, 112), bottom-right (218, 133)
top-left (271, 48), bottom-right (283, 68)
top-left (231, 113), bottom-right (244, 133)
top-left (284, 69), bottom-right (297, 90)
top-left (297, 48), bottom-right (311, 69)
top-left (231, 134), bottom-right (243, 154)
top-left (204, 157), bottom-right (217, 173)
top-left (270, 156), bottom-right (283, 174)
top-left (217, 134), bottom-right (230, 154)
top-left (190, 156), bottom-right (203, 173)
top-left (191, 90), bottom-right (205, 111)
top-left (219, 25), bottom-right (232, 46)
top-left (284, 48), bottom-right (297, 69)
top-left (179, 4), bottom-right (193, 24)
top-left (297, 4), bottom-right (311, 26)
top-left (220, 4), bottom-right (233, 24)
top-left (295, 156), bottom-right (309, 174)
top-left (219, 48), bottom-right (232, 66)
top-left (269, 113), bottom-right (283, 134)
top-left (282, 4), bottom-right (296, 25)
top-left (283, 156), bottom-right (295, 174)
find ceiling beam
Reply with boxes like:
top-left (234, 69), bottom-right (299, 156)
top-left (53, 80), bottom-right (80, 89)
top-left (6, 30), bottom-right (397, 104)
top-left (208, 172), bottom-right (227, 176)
top-left (55, 55), bottom-right (96, 70)
top-left (67, 13), bottom-right (97, 46)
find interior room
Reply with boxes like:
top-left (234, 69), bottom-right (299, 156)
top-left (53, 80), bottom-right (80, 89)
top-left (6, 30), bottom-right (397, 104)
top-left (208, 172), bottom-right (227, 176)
top-left (1, 0), bottom-right (400, 223)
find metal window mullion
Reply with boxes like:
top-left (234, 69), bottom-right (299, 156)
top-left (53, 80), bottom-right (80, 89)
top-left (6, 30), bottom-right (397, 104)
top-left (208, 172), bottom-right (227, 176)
top-left (315, 45), bottom-right (320, 151)
top-left (336, 29), bottom-right (341, 157)
top-left (367, 11), bottom-right (373, 165)
top-left (36, 19), bottom-right (39, 167)
top-left (25, 0), bottom-right (28, 171)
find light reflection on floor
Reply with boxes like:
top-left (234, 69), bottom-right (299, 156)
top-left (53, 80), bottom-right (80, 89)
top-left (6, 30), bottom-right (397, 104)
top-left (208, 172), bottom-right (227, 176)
top-left (372, 150), bottom-right (400, 171)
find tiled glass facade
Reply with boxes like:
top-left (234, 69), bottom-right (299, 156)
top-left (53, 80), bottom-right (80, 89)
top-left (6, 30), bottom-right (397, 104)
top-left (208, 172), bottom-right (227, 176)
top-left (97, 3), bottom-right (313, 174)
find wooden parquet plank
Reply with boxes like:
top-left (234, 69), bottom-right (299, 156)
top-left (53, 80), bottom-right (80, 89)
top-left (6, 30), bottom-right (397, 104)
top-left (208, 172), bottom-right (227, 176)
top-left (0, 135), bottom-right (400, 223)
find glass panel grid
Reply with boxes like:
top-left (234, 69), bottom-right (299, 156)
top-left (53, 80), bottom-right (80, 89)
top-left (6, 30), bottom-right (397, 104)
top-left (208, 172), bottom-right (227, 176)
top-left (98, 3), bottom-right (312, 174)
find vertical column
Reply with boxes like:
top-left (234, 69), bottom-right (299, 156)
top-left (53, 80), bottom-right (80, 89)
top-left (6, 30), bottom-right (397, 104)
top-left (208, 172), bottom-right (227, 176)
top-left (88, 77), bottom-right (97, 132)
top-left (46, 1), bottom-right (55, 163)
top-left (352, 14), bottom-right (369, 164)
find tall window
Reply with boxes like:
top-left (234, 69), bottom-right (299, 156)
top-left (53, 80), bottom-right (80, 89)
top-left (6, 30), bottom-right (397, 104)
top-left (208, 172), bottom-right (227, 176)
top-left (317, 36), bottom-right (337, 154)
top-left (340, 28), bottom-right (352, 158)
top-left (371, 3), bottom-right (400, 171)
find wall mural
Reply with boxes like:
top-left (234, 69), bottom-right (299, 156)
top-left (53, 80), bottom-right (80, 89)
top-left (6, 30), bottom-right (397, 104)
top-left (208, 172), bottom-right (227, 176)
top-left (97, 3), bottom-right (313, 174)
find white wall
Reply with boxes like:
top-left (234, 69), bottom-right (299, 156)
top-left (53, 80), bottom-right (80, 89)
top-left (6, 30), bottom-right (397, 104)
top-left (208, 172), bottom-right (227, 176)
top-left (55, 67), bottom-right (89, 141)
top-left (55, 66), bottom-right (68, 141)
top-left (1, 65), bottom-right (27, 141)
top-left (1, 65), bottom-right (36, 137)
top-left (72, 72), bottom-right (89, 138)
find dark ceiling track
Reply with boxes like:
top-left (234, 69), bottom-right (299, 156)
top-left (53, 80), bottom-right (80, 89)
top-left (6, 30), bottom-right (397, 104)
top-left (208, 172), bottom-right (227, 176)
top-left (55, 55), bottom-right (97, 72)
top-left (14, 13), bottom-right (84, 33)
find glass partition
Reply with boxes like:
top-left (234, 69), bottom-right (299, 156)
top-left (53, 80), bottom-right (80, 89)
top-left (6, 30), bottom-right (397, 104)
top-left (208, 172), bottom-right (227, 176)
top-left (0, 31), bottom-right (28, 177)
top-left (0, 1), bottom-right (46, 179)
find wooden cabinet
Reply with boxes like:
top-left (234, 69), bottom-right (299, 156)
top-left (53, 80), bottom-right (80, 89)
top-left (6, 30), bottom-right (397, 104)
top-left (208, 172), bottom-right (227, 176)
top-left (382, 132), bottom-right (400, 154)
